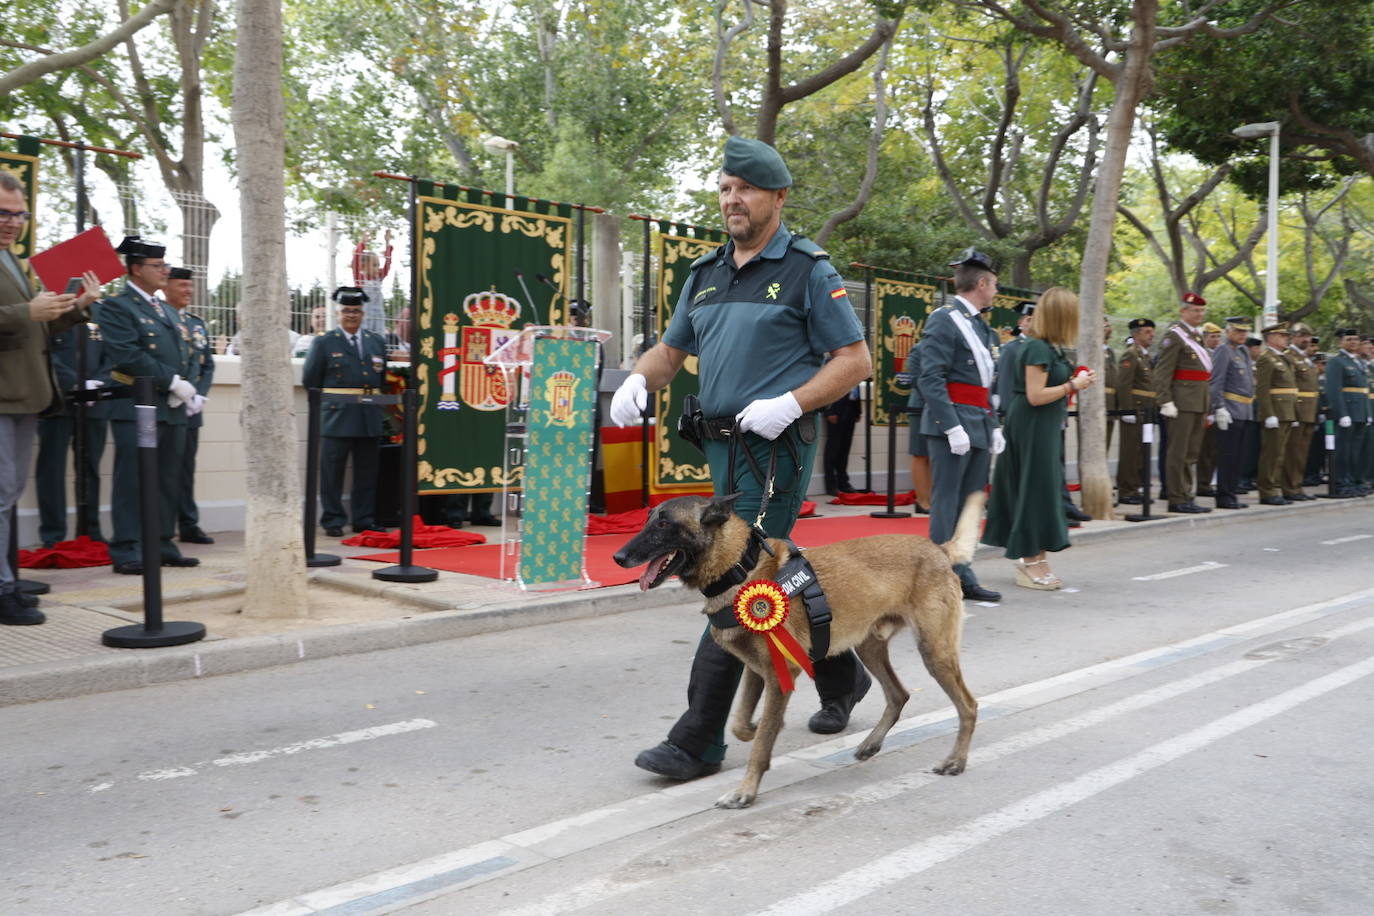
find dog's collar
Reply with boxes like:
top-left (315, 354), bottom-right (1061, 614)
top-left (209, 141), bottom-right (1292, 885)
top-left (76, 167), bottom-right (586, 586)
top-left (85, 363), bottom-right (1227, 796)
top-left (700, 530), bottom-right (765, 599)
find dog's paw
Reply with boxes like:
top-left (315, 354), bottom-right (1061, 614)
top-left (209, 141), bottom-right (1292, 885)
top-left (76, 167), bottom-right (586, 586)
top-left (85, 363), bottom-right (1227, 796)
top-left (854, 739), bottom-right (882, 761)
top-left (732, 721), bottom-right (758, 742)
top-left (932, 757), bottom-right (966, 776)
top-left (715, 788), bottom-right (756, 809)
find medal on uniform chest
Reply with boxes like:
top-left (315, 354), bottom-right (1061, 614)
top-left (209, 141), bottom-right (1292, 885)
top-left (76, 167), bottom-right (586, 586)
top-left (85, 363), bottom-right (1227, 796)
top-left (733, 580), bottom-right (814, 693)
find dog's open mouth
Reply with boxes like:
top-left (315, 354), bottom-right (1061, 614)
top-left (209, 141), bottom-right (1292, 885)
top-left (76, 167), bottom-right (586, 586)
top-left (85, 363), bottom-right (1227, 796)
top-left (639, 550), bottom-right (688, 591)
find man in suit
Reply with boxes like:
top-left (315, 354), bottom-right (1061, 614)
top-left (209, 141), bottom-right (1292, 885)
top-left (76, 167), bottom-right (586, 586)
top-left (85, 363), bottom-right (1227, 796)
top-left (918, 247), bottom-right (1004, 602)
top-left (1208, 316), bottom-right (1254, 509)
top-left (97, 236), bottom-right (201, 574)
top-left (165, 266), bottom-right (216, 543)
top-left (303, 286), bottom-right (388, 536)
top-left (0, 172), bottom-right (102, 624)
top-left (1325, 328), bottom-right (1369, 496)
top-left (1115, 318), bottom-right (1155, 504)
top-left (1153, 292), bottom-right (1214, 513)
top-left (822, 385), bottom-right (861, 495)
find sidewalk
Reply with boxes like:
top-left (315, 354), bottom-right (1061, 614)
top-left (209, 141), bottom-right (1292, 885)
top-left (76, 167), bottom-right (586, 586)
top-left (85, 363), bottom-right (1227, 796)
top-left (2, 490), bottom-right (1366, 706)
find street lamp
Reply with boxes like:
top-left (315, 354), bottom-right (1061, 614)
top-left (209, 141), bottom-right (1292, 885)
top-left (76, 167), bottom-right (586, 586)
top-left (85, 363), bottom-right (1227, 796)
top-left (481, 135), bottom-right (520, 203)
top-left (1233, 120), bottom-right (1281, 327)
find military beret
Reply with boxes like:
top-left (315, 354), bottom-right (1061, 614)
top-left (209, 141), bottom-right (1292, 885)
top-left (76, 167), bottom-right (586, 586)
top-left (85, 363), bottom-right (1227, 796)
top-left (1127, 318), bottom-right (1155, 330)
top-left (116, 235), bottom-right (166, 261)
top-left (1202, 322), bottom-right (1223, 334)
top-left (1261, 322), bottom-right (1291, 336)
top-left (167, 266), bottom-right (193, 280)
top-left (1310, 335), bottom-right (1321, 343)
top-left (1224, 316), bottom-right (1252, 331)
top-left (1288, 322), bottom-right (1313, 336)
top-left (948, 246), bottom-right (996, 271)
top-left (1314, 352), bottom-right (1328, 361)
top-left (331, 286), bottom-right (369, 306)
top-left (1335, 327), bottom-right (1360, 338)
top-left (722, 135), bottom-right (793, 189)
top-left (1181, 291), bottom-right (1207, 306)
top-left (1017, 301), bottom-right (1035, 316)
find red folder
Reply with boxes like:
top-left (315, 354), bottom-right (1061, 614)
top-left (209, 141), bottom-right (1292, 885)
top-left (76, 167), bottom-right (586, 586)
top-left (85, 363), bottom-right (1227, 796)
top-left (28, 226), bottom-right (126, 292)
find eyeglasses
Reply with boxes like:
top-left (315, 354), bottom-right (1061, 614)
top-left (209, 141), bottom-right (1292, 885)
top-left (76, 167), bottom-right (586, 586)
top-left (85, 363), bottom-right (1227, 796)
top-left (0, 209), bottom-right (31, 223)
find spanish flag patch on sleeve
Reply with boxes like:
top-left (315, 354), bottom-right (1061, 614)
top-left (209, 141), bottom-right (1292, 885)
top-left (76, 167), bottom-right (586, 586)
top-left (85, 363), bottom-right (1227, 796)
top-left (830, 287), bottom-right (848, 300)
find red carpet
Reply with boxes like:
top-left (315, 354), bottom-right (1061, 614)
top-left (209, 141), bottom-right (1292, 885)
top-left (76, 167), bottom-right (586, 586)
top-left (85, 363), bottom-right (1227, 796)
top-left (350, 511), bottom-right (931, 587)
top-left (339, 517), bottom-right (487, 549)
top-left (18, 535), bottom-right (110, 569)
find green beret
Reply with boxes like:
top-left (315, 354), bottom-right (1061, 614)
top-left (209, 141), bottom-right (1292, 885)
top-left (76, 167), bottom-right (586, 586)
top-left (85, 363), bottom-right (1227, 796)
top-left (722, 136), bottom-right (793, 189)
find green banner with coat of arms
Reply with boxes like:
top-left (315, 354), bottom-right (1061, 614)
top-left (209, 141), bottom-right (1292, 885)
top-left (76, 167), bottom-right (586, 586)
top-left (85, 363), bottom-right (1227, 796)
top-left (0, 138), bottom-right (40, 260)
top-left (652, 224), bottom-right (726, 493)
top-left (871, 271), bottom-right (942, 425)
top-left (413, 189), bottom-right (572, 492)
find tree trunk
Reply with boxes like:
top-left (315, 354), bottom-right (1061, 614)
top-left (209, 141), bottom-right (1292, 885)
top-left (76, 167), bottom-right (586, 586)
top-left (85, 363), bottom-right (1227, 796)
top-left (1075, 1), bottom-right (1158, 521)
top-left (233, 0), bottom-right (308, 617)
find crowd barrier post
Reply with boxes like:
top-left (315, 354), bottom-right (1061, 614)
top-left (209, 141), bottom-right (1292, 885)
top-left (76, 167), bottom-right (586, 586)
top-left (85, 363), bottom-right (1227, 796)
top-left (1122, 408), bottom-right (1161, 523)
top-left (302, 387), bottom-right (341, 567)
top-left (870, 408), bottom-right (911, 519)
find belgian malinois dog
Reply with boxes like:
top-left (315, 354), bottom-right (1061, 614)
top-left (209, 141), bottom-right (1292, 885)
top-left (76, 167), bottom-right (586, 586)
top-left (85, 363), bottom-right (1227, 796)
top-left (613, 492), bottom-right (982, 808)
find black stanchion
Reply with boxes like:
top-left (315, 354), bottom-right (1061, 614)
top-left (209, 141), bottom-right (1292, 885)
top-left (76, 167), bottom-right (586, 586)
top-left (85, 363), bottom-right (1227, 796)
top-left (1316, 420), bottom-right (1344, 498)
top-left (1123, 408), bottom-right (1161, 523)
top-left (372, 383), bottom-right (437, 583)
top-left (102, 377), bottom-right (206, 648)
top-left (870, 410), bottom-right (911, 519)
top-left (302, 388), bottom-right (341, 567)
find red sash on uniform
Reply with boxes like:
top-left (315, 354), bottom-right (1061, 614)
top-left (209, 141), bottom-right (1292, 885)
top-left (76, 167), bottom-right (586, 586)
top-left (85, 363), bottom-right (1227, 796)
top-left (1172, 370), bottom-right (1210, 381)
top-left (947, 382), bottom-right (990, 408)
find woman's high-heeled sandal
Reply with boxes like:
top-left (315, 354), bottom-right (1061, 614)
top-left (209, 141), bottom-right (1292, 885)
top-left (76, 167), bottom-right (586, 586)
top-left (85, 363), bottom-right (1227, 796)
top-left (1013, 559), bottom-right (1062, 590)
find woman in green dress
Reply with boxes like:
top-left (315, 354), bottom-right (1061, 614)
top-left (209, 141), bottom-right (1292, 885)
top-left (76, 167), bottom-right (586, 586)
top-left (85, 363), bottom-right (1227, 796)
top-left (983, 287), bottom-right (1098, 589)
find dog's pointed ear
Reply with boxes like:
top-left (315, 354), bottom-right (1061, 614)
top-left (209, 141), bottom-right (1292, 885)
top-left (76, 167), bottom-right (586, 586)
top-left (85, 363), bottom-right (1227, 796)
top-left (702, 493), bottom-right (741, 528)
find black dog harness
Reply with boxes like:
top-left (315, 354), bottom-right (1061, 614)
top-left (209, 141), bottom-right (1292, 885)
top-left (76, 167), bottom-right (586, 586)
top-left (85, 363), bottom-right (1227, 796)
top-left (706, 540), bottom-right (833, 663)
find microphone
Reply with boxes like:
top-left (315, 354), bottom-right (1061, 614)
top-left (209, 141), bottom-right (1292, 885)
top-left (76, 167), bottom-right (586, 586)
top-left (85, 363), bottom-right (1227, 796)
top-left (534, 273), bottom-right (559, 291)
top-left (513, 271), bottom-right (541, 325)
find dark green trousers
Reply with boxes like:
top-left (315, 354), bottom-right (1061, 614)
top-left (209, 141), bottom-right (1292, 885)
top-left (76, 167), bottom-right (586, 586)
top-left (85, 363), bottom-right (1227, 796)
top-left (35, 414), bottom-right (107, 545)
top-left (178, 425), bottom-right (202, 531)
top-left (319, 436), bottom-right (379, 531)
top-left (108, 419), bottom-right (186, 566)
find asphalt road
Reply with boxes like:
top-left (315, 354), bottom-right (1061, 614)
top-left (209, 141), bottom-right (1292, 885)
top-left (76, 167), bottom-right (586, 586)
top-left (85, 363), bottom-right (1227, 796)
top-left (4, 503), bottom-right (1373, 916)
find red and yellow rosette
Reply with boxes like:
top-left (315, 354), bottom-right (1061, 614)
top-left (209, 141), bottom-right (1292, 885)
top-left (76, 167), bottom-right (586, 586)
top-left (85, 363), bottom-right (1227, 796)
top-left (734, 579), bottom-right (815, 693)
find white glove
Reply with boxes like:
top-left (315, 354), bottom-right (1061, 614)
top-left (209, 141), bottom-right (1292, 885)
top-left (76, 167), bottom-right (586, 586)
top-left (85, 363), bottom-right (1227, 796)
top-left (186, 394), bottom-right (206, 417)
top-left (1291, 421), bottom-right (1299, 428)
top-left (736, 392), bottom-right (802, 441)
top-left (1339, 415), bottom-right (1352, 428)
top-left (1121, 413), bottom-right (1137, 424)
top-left (991, 427), bottom-right (1006, 456)
top-left (83, 379), bottom-right (103, 407)
top-left (1264, 415), bottom-right (1279, 429)
top-left (610, 373), bottom-right (648, 427)
top-left (1213, 407), bottom-right (1232, 431)
top-left (168, 374), bottom-right (196, 406)
top-left (945, 424), bottom-right (971, 456)
top-left (990, 393), bottom-right (1001, 412)
top-left (1159, 401), bottom-right (1179, 419)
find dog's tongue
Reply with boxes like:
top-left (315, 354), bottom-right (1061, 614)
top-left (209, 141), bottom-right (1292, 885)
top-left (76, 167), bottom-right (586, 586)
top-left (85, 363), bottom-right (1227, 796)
top-left (639, 553), bottom-right (672, 591)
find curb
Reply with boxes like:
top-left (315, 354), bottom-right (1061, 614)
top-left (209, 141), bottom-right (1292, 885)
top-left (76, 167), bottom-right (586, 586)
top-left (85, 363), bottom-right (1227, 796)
top-left (2, 495), bottom-right (1366, 707)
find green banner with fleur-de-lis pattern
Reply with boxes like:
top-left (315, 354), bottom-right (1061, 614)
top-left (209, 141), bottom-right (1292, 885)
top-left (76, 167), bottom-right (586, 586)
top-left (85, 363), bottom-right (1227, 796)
top-left (871, 272), bottom-right (942, 425)
top-left (519, 335), bottom-right (598, 587)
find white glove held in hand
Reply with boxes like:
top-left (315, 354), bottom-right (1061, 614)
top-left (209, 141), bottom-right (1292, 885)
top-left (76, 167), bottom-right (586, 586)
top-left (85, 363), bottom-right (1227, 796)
top-left (945, 424), bottom-right (971, 456)
top-left (610, 373), bottom-right (648, 427)
top-left (169, 374), bottom-right (196, 404)
top-left (1339, 415), bottom-right (1352, 428)
top-left (1159, 401), bottom-right (1179, 419)
top-left (736, 392), bottom-right (802, 441)
top-left (1213, 407), bottom-right (1232, 431)
top-left (991, 428), bottom-right (1006, 456)
top-left (1264, 415), bottom-right (1279, 429)
top-left (186, 394), bottom-right (207, 417)
top-left (1121, 414), bottom-right (1137, 424)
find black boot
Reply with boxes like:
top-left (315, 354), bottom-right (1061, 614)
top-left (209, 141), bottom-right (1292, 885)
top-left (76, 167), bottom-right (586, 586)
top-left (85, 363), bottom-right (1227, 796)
top-left (1, 592), bottom-right (45, 626)
top-left (808, 666), bottom-right (872, 734)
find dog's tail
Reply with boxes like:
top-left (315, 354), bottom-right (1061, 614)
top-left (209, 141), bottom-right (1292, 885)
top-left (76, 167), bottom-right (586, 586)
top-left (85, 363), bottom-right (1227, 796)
top-left (941, 490), bottom-right (986, 568)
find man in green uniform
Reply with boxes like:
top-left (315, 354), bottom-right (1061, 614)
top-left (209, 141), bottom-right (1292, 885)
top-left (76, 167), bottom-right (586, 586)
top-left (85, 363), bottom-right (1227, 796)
top-left (610, 136), bottom-right (873, 781)
top-left (1254, 323), bottom-right (1297, 505)
top-left (1282, 323), bottom-right (1319, 501)
top-left (1328, 330), bottom-right (1369, 495)
top-left (1361, 336), bottom-right (1374, 490)
top-left (1153, 292), bottom-right (1213, 513)
top-left (302, 287), bottom-right (389, 537)
top-left (1115, 318), bottom-right (1155, 503)
top-left (166, 266), bottom-right (216, 543)
top-left (97, 236), bottom-right (200, 574)
top-left (1208, 316), bottom-right (1254, 509)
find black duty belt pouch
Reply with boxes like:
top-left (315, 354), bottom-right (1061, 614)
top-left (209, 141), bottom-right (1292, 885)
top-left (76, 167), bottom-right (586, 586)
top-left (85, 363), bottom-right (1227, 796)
top-left (678, 393), bottom-right (705, 453)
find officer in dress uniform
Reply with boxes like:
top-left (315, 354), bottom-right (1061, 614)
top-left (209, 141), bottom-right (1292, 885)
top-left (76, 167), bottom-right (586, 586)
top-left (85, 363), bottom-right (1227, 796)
top-left (1282, 323), bottom-right (1319, 501)
top-left (1208, 316), bottom-right (1254, 508)
top-left (1195, 321), bottom-right (1224, 496)
top-left (919, 248), bottom-right (1005, 600)
top-left (34, 315), bottom-right (108, 546)
top-left (608, 136), bottom-right (874, 781)
top-left (96, 236), bottom-right (200, 574)
top-left (1115, 318), bottom-right (1155, 503)
top-left (165, 266), bottom-right (216, 542)
top-left (1254, 323), bottom-right (1299, 505)
top-left (302, 287), bottom-right (388, 537)
top-left (1152, 292), bottom-right (1213, 513)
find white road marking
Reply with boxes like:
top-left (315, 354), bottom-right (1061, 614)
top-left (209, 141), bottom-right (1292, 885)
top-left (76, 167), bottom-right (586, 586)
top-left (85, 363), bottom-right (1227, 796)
top-left (240, 589), bottom-right (1374, 916)
top-left (90, 719), bottom-right (437, 792)
top-left (1132, 560), bottom-right (1227, 581)
top-left (747, 651), bottom-right (1374, 916)
top-left (1321, 534), bottom-right (1372, 546)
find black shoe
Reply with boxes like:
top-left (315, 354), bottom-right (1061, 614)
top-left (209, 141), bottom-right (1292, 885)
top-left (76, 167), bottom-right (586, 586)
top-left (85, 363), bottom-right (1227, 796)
top-left (838, 483), bottom-right (857, 493)
top-left (1260, 496), bottom-right (1290, 506)
top-left (0, 594), bottom-right (45, 626)
top-left (162, 555), bottom-right (201, 567)
top-left (1169, 503), bottom-right (1211, 514)
top-left (1283, 493), bottom-right (1312, 502)
top-left (179, 527), bottom-right (215, 544)
top-left (113, 561), bottom-right (144, 575)
top-left (323, 526), bottom-right (343, 537)
top-left (634, 741), bottom-right (721, 781)
top-left (354, 526), bottom-right (388, 535)
top-left (41, 540), bottom-right (58, 550)
top-left (825, 487), bottom-right (838, 496)
top-left (1067, 519), bottom-right (1082, 528)
top-left (809, 667), bottom-right (872, 734)
top-left (470, 515), bottom-right (502, 526)
top-left (18, 592), bottom-right (40, 607)
top-left (1065, 506), bottom-right (1092, 522)
top-left (1117, 494), bottom-right (1143, 505)
top-left (1196, 487), bottom-right (1216, 497)
top-left (1215, 499), bottom-right (1248, 509)
top-left (962, 583), bottom-right (1002, 602)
